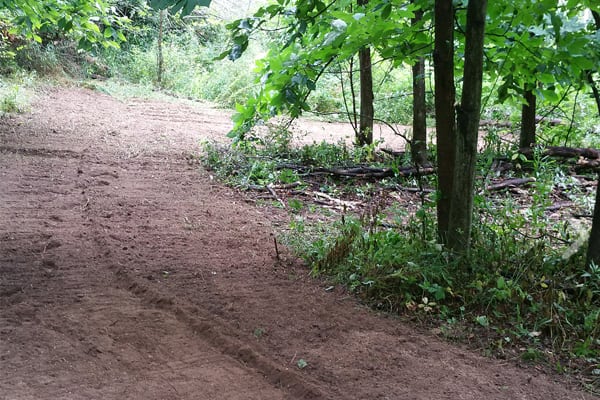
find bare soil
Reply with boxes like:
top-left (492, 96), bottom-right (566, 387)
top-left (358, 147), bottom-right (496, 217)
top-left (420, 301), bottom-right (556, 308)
top-left (0, 86), bottom-right (596, 399)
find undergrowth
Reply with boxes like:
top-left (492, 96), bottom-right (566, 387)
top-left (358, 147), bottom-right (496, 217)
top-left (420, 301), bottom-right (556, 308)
top-left (201, 126), bottom-right (599, 392)
top-left (0, 72), bottom-right (36, 114)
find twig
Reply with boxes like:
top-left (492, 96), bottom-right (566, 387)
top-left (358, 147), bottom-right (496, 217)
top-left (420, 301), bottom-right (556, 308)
top-left (395, 186), bottom-right (435, 193)
top-left (273, 235), bottom-right (280, 260)
top-left (545, 201), bottom-right (574, 212)
top-left (485, 177), bottom-right (536, 191)
top-left (266, 185), bottom-right (286, 208)
top-left (290, 351), bottom-right (297, 365)
top-left (312, 191), bottom-right (359, 209)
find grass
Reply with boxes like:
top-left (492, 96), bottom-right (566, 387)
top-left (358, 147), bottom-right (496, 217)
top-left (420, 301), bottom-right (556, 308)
top-left (0, 72), bottom-right (37, 115)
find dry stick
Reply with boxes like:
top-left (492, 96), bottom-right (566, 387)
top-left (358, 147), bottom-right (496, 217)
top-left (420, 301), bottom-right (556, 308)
top-left (520, 146), bottom-right (600, 160)
top-left (485, 177), bottom-right (536, 191)
top-left (312, 191), bottom-right (358, 209)
top-left (247, 182), bottom-right (301, 191)
top-left (545, 201), bottom-right (574, 212)
top-left (273, 235), bottom-right (280, 261)
top-left (396, 186), bottom-right (435, 193)
top-left (266, 185), bottom-right (286, 208)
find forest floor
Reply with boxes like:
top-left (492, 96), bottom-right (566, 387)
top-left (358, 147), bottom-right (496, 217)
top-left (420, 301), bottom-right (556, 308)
top-left (0, 85), bottom-right (596, 399)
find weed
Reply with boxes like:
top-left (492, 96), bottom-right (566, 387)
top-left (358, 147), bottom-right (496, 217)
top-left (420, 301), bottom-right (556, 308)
top-left (253, 327), bottom-right (265, 339)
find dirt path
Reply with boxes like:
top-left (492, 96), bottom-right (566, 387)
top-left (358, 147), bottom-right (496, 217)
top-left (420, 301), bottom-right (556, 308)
top-left (0, 86), bottom-right (595, 400)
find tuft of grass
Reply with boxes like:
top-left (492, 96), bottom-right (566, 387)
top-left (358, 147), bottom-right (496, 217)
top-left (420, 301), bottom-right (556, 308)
top-left (0, 73), bottom-right (36, 114)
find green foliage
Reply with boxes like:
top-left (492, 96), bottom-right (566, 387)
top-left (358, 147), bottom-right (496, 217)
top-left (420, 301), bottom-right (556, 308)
top-left (200, 123), bottom-right (382, 189)
top-left (0, 72), bottom-right (34, 114)
top-left (0, 84), bottom-right (22, 113)
top-left (149, 0), bottom-right (211, 16)
top-left (99, 18), bottom-right (258, 107)
top-left (0, 0), bottom-right (129, 50)
top-left (222, 0), bottom-right (430, 141)
top-left (281, 159), bottom-right (599, 366)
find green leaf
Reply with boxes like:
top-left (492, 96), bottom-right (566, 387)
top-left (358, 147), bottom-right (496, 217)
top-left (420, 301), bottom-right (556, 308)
top-left (381, 3), bottom-right (392, 20)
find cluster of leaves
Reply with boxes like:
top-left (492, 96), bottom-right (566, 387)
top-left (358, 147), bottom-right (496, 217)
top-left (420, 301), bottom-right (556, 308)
top-left (0, 0), bottom-right (213, 59)
top-left (0, 0), bottom-right (129, 50)
top-left (484, 0), bottom-right (600, 105)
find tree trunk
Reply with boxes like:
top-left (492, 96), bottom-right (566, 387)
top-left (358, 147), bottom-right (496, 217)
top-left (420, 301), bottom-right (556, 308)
top-left (434, 0), bottom-right (456, 241)
top-left (587, 173), bottom-right (600, 267)
top-left (592, 10), bottom-right (600, 29)
top-left (411, 6), bottom-right (428, 167)
top-left (447, 0), bottom-right (488, 252)
top-left (586, 71), bottom-right (600, 117)
top-left (356, 0), bottom-right (373, 147)
top-left (358, 45), bottom-right (374, 146)
top-left (157, 9), bottom-right (166, 87)
top-left (587, 11), bottom-right (600, 117)
top-left (520, 86), bottom-right (537, 149)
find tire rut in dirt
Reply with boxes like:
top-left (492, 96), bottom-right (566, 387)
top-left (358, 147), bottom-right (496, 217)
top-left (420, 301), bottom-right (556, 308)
top-left (78, 152), bottom-right (325, 399)
top-left (111, 266), bottom-right (325, 399)
top-left (0, 151), bottom-right (291, 400)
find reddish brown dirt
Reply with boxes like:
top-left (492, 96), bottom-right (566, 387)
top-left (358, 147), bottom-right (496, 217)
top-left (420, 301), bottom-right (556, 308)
top-left (0, 86), bottom-right (596, 400)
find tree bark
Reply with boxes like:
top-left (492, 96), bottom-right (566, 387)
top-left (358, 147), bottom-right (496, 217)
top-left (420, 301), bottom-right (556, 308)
top-left (356, 0), bottom-right (374, 147)
top-left (519, 86), bottom-right (537, 149)
top-left (586, 11), bottom-right (600, 117)
top-left (411, 6), bottom-right (428, 167)
top-left (358, 45), bottom-right (374, 146)
top-left (587, 173), bottom-right (600, 267)
top-left (157, 9), bottom-right (166, 87)
top-left (434, 0), bottom-right (456, 242)
top-left (447, 0), bottom-right (488, 252)
top-left (586, 71), bottom-right (600, 118)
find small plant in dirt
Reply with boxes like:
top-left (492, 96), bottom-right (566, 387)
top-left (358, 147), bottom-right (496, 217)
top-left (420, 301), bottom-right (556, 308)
top-left (296, 359), bottom-right (308, 369)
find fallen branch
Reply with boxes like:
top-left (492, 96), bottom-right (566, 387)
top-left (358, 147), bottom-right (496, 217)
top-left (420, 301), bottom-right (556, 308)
top-left (380, 148), bottom-right (406, 158)
top-left (266, 185), bottom-right (286, 209)
top-left (280, 163), bottom-right (435, 179)
top-left (575, 159), bottom-right (600, 171)
top-left (485, 177), bottom-right (536, 191)
top-left (246, 181), bottom-right (302, 191)
top-left (545, 201), bottom-right (574, 212)
top-left (395, 186), bottom-right (436, 193)
top-left (520, 146), bottom-right (600, 160)
top-left (479, 117), bottom-right (563, 129)
top-left (312, 191), bottom-right (359, 209)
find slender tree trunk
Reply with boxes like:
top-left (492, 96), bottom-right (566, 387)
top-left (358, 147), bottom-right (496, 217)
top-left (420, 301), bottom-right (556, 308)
top-left (587, 173), bottom-right (600, 267)
top-left (157, 9), bottom-right (166, 87)
top-left (447, 0), bottom-right (488, 252)
top-left (411, 7), bottom-right (428, 166)
top-left (592, 10), bottom-right (600, 29)
top-left (586, 71), bottom-right (600, 117)
top-left (434, 0), bottom-right (456, 241)
top-left (586, 11), bottom-right (600, 117)
top-left (357, 0), bottom-right (374, 146)
top-left (358, 45), bottom-right (374, 146)
top-left (520, 86), bottom-right (537, 149)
